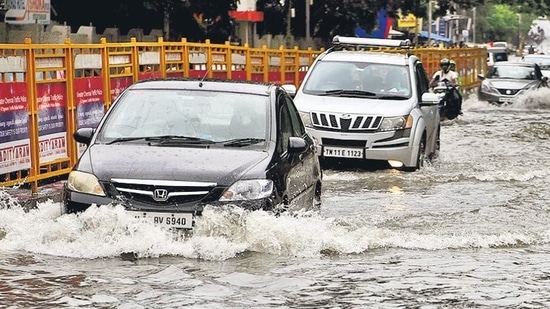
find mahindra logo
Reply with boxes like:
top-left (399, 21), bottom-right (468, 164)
top-left (341, 114), bottom-right (352, 119)
top-left (153, 189), bottom-right (169, 201)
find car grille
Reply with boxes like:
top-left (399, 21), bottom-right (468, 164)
top-left (110, 178), bottom-right (217, 206)
top-left (311, 112), bottom-right (383, 131)
top-left (496, 88), bottom-right (521, 95)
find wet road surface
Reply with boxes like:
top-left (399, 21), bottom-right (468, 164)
top-left (1, 89), bottom-right (550, 308)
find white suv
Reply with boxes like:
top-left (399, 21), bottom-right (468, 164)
top-left (284, 36), bottom-right (441, 171)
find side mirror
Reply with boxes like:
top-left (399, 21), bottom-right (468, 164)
top-left (281, 84), bottom-right (297, 98)
top-left (477, 74), bottom-right (486, 80)
top-left (73, 128), bottom-right (94, 145)
top-left (421, 92), bottom-right (440, 105)
top-left (288, 136), bottom-right (307, 154)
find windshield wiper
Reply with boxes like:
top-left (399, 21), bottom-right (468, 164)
top-left (320, 89), bottom-right (376, 97)
top-left (376, 94), bottom-right (409, 100)
top-left (223, 138), bottom-right (265, 147)
top-left (105, 137), bottom-right (149, 145)
top-left (146, 135), bottom-right (215, 145)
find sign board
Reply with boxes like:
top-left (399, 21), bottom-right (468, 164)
top-left (4, 0), bottom-right (51, 25)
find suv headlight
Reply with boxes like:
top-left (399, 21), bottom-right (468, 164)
top-left (67, 171), bottom-right (106, 196)
top-left (378, 115), bottom-right (411, 131)
top-left (299, 111), bottom-right (313, 127)
top-left (220, 179), bottom-right (273, 201)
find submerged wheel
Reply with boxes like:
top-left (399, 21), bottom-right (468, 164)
top-left (403, 135), bottom-right (426, 172)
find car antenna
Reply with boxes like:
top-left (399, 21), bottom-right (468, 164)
top-left (198, 65), bottom-right (212, 88)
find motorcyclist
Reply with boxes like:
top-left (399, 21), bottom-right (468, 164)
top-left (429, 58), bottom-right (459, 88)
top-left (430, 58), bottom-right (462, 118)
top-left (449, 59), bottom-right (463, 97)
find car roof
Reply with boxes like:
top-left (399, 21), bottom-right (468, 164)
top-left (319, 50), bottom-right (411, 66)
top-left (129, 78), bottom-right (276, 95)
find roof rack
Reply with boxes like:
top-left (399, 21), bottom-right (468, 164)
top-left (331, 36), bottom-right (412, 50)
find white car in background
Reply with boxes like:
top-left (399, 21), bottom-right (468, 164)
top-left (522, 54), bottom-right (550, 77)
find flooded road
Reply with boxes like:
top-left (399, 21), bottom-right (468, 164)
top-left (1, 90), bottom-right (550, 308)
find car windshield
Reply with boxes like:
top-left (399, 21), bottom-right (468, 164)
top-left (302, 61), bottom-right (412, 99)
top-left (97, 89), bottom-right (269, 144)
top-left (489, 65), bottom-right (535, 80)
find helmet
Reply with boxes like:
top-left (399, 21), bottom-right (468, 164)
top-left (449, 59), bottom-right (456, 70)
top-left (440, 58), bottom-right (451, 72)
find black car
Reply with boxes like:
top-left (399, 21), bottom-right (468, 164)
top-left (63, 78), bottom-right (322, 230)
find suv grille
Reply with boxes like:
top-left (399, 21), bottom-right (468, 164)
top-left (311, 112), bottom-right (382, 131)
top-left (110, 179), bottom-right (217, 206)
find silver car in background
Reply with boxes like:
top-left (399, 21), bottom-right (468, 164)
top-left (478, 61), bottom-right (548, 105)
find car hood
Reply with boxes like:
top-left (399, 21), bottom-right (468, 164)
top-left (294, 92), bottom-right (415, 116)
top-left (78, 144), bottom-right (270, 185)
top-left (485, 79), bottom-right (538, 89)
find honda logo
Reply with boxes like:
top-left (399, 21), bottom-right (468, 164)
top-left (153, 189), bottom-right (169, 201)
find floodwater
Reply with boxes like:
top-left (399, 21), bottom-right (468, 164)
top-left (1, 90), bottom-right (550, 308)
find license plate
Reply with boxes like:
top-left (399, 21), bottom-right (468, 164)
top-left (323, 146), bottom-right (364, 158)
top-left (131, 211), bottom-right (193, 229)
top-left (499, 97), bottom-right (516, 103)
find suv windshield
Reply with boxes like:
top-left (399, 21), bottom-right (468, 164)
top-left (302, 61), bottom-right (412, 98)
top-left (98, 89), bottom-right (269, 144)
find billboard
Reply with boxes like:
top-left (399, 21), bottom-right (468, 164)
top-left (4, 0), bottom-right (51, 25)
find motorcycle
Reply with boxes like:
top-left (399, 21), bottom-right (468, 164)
top-left (432, 78), bottom-right (462, 121)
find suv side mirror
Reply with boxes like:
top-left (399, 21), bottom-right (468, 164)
top-left (421, 92), bottom-right (440, 105)
top-left (282, 84), bottom-right (297, 98)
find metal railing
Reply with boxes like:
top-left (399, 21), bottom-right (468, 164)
top-left (0, 37), bottom-right (486, 193)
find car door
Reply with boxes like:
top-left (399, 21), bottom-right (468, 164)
top-left (275, 90), bottom-right (314, 209)
top-left (415, 61), bottom-right (439, 146)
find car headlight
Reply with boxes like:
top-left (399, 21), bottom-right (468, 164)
top-left (66, 171), bottom-right (106, 196)
top-left (481, 82), bottom-right (499, 94)
top-left (378, 115), bottom-right (411, 131)
top-left (299, 111), bottom-right (313, 127)
top-left (219, 179), bottom-right (273, 201)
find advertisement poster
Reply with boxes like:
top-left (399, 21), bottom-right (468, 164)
top-left (37, 82), bottom-right (67, 162)
top-left (0, 82), bottom-right (31, 173)
top-left (4, 0), bottom-right (51, 25)
top-left (74, 76), bottom-right (105, 155)
top-left (110, 76), bottom-right (133, 101)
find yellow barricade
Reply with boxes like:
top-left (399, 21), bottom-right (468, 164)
top-left (0, 38), bottom-right (486, 193)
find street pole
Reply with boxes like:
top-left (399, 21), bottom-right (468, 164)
top-left (286, 0), bottom-right (292, 47)
top-left (305, 0), bottom-right (311, 42)
top-left (472, 7), bottom-right (476, 43)
top-left (518, 13), bottom-right (522, 55)
top-left (428, 0), bottom-right (432, 46)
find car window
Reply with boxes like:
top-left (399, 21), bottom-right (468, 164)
top-left (277, 98), bottom-right (293, 154)
top-left (489, 65), bottom-right (535, 80)
top-left (282, 94), bottom-right (306, 137)
top-left (98, 89), bottom-right (268, 142)
top-left (415, 61), bottom-right (429, 99)
top-left (302, 61), bottom-right (412, 97)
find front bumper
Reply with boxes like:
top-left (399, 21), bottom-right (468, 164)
top-left (307, 127), bottom-right (417, 167)
top-left (62, 184), bottom-right (271, 215)
top-left (478, 90), bottom-right (520, 104)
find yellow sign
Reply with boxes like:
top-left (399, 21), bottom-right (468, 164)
top-left (398, 14), bottom-right (421, 28)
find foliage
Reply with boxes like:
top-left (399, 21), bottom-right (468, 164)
top-left (50, 0), bottom-right (548, 44)
top-left (51, 0), bottom-right (238, 42)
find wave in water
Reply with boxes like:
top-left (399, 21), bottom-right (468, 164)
top-left (1, 198), bottom-right (549, 261)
